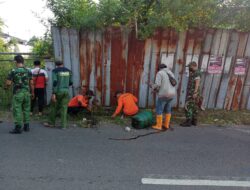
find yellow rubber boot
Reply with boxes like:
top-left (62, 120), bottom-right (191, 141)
top-left (163, 114), bottom-right (171, 129)
top-left (152, 115), bottom-right (163, 130)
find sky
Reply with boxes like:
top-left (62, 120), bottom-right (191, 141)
top-left (0, 0), bottom-right (53, 41)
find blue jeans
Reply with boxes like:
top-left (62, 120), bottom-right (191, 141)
top-left (156, 97), bottom-right (173, 115)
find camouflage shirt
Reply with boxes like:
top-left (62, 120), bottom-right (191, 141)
top-left (186, 69), bottom-right (201, 99)
top-left (7, 67), bottom-right (32, 94)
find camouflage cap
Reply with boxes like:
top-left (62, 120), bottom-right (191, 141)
top-left (186, 61), bottom-right (198, 67)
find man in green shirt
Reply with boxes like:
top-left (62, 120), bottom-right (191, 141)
top-left (44, 60), bottom-right (73, 129)
top-left (6, 55), bottom-right (34, 134)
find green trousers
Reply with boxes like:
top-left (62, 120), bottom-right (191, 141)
top-left (48, 92), bottom-right (69, 128)
top-left (13, 90), bottom-right (31, 127)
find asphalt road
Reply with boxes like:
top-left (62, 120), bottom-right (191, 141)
top-left (0, 122), bottom-right (250, 190)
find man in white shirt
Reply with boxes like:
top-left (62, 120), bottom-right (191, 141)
top-left (30, 60), bottom-right (48, 116)
top-left (151, 64), bottom-right (176, 130)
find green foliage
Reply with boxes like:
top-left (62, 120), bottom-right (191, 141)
top-left (97, 0), bottom-right (123, 27)
top-left (0, 17), bottom-right (3, 32)
top-left (214, 0), bottom-right (250, 31)
top-left (0, 18), bottom-right (11, 63)
top-left (27, 36), bottom-right (40, 46)
top-left (47, 0), bottom-right (98, 29)
top-left (0, 18), bottom-right (12, 110)
top-left (0, 62), bottom-right (13, 110)
top-left (47, 0), bottom-right (250, 39)
top-left (31, 33), bottom-right (53, 59)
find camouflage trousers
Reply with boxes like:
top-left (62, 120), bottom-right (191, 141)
top-left (185, 98), bottom-right (199, 120)
top-left (13, 90), bottom-right (31, 127)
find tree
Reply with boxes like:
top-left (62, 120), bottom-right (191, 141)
top-left (31, 33), bottom-right (53, 59)
top-left (0, 17), bottom-right (12, 58)
top-left (97, 0), bottom-right (123, 27)
top-left (0, 17), bottom-right (13, 109)
top-left (214, 0), bottom-right (250, 31)
top-left (46, 0), bottom-right (250, 39)
top-left (47, 0), bottom-right (98, 29)
top-left (27, 36), bottom-right (40, 47)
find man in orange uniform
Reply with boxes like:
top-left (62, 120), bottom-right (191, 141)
top-left (68, 90), bottom-right (94, 115)
top-left (111, 91), bottom-right (139, 118)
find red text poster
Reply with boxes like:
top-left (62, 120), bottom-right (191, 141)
top-left (208, 56), bottom-right (223, 74)
top-left (234, 58), bottom-right (248, 75)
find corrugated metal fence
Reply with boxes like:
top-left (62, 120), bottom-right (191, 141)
top-left (51, 27), bottom-right (250, 110)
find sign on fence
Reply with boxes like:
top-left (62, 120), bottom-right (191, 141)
top-left (208, 56), bottom-right (223, 74)
top-left (234, 58), bottom-right (248, 75)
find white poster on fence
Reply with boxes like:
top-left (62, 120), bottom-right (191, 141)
top-left (208, 56), bottom-right (223, 74)
top-left (234, 58), bottom-right (248, 75)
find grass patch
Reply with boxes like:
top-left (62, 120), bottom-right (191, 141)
top-left (171, 109), bottom-right (250, 126)
top-left (198, 109), bottom-right (250, 125)
top-left (1, 106), bottom-right (250, 127)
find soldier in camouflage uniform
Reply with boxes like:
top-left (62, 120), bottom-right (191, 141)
top-left (180, 61), bottom-right (201, 127)
top-left (6, 55), bottom-right (34, 134)
top-left (44, 60), bottom-right (73, 129)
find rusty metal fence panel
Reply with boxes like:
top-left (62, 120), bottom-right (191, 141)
top-left (51, 27), bottom-right (250, 110)
top-left (52, 27), bottom-right (80, 96)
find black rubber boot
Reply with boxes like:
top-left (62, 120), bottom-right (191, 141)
top-left (9, 125), bottom-right (22, 134)
top-left (192, 118), bottom-right (197, 126)
top-left (23, 123), bottom-right (30, 132)
top-left (180, 119), bottom-right (192, 127)
top-left (169, 126), bottom-right (174, 131)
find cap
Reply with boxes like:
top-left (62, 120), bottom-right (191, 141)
top-left (186, 61), bottom-right (198, 67)
top-left (159, 63), bottom-right (167, 70)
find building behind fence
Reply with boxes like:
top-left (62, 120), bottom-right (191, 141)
top-left (51, 27), bottom-right (250, 110)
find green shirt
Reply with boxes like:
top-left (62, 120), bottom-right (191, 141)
top-left (52, 67), bottom-right (73, 94)
top-left (7, 67), bottom-right (32, 94)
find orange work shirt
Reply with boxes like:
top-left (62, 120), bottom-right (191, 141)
top-left (114, 93), bottom-right (139, 116)
top-left (68, 95), bottom-right (88, 107)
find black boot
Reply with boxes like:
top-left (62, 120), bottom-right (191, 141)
top-left (168, 126), bottom-right (174, 131)
top-left (23, 123), bottom-right (30, 132)
top-left (192, 118), bottom-right (197, 126)
top-left (9, 125), bottom-right (22, 134)
top-left (180, 119), bottom-right (192, 127)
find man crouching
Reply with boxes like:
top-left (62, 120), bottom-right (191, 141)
top-left (111, 91), bottom-right (139, 118)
